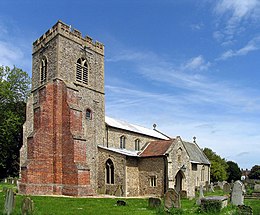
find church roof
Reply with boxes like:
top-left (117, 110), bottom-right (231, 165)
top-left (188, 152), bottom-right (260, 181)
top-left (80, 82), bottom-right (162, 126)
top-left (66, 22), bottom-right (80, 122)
top-left (98, 145), bottom-right (139, 157)
top-left (139, 140), bottom-right (173, 157)
top-left (183, 141), bottom-right (210, 165)
top-left (105, 116), bottom-right (169, 140)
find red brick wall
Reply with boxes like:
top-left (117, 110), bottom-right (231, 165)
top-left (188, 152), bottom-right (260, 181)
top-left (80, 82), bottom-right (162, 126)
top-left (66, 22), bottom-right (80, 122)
top-left (19, 79), bottom-right (92, 196)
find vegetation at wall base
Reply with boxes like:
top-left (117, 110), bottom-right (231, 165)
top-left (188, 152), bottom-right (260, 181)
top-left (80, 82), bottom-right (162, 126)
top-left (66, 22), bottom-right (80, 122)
top-left (1, 183), bottom-right (260, 214)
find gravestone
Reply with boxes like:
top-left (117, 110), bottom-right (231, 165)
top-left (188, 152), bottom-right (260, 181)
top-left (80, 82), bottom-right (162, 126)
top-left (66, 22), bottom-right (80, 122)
top-left (179, 190), bottom-right (187, 199)
top-left (196, 184), bottom-right (204, 205)
top-left (210, 182), bottom-right (215, 192)
top-left (254, 184), bottom-right (260, 192)
top-left (4, 188), bottom-right (15, 215)
top-left (164, 189), bottom-right (181, 210)
top-left (148, 197), bottom-right (161, 208)
top-left (21, 197), bottom-right (34, 215)
top-left (205, 181), bottom-right (209, 192)
top-left (217, 181), bottom-right (224, 189)
top-left (116, 200), bottom-right (126, 206)
top-left (223, 183), bottom-right (231, 193)
top-left (231, 180), bottom-right (245, 206)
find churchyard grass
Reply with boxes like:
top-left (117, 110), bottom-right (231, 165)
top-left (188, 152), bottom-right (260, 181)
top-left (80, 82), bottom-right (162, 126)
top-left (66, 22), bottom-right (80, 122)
top-left (1, 182), bottom-right (260, 214)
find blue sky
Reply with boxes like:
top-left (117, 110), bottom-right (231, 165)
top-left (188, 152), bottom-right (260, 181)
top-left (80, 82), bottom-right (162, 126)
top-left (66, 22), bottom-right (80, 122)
top-left (1, 0), bottom-right (260, 169)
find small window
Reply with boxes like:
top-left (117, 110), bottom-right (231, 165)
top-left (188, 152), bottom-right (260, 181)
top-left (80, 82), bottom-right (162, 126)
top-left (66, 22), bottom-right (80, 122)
top-left (106, 159), bottom-right (114, 184)
top-left (135, 139), bottom-right (140, 151)
top-left (120, 136), bottom-right (126, 149)
top-left (150, 176), bottom-right (157, 187)
top-left (76, 58), bottom-right (88, 84)
top-left (177, 155), bottom-right (181, 164)
top-left (40, 57), bottom-right (47, 83)
top-left (86, 108), bottom-right (92, 120)
top-left (201, 165), bottom-right (205, 181)
top-left (192, 163), bottom-right (197, 171)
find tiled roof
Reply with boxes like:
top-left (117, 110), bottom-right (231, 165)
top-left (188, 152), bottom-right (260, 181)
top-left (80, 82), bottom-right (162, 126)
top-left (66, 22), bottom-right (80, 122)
top-left (105, 116), bottom-right (169, 140)
top-left (183, 141), bottom-right (210, 165)
top-left (139, 140), bottom-right (173, 157)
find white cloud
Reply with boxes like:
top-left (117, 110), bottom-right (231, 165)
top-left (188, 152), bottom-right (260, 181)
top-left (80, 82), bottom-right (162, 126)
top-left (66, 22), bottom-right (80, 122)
top-left (213, 0), bottom-right (260, 44)
top-left (0, 41), bottom-right (24, 67)
top-left (182, 55), bottom-right (210, 71)
top-left (218, 36), bottom-right (260, 60)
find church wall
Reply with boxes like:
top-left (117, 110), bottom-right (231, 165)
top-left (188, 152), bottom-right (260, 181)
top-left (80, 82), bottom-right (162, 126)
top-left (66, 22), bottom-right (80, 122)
top-left (139, 157), bottom-right (165, 197)
top-left (126, 157), bottom-right (139, 196)
top-left (97, 148), bottom-right (127, 196)
top-left (106, 127), bottom-right (160, 151)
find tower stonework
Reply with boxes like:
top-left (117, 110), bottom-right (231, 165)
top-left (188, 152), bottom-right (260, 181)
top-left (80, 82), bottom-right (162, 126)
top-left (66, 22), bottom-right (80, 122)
top-left (19, 21), bottom-right (105, 196)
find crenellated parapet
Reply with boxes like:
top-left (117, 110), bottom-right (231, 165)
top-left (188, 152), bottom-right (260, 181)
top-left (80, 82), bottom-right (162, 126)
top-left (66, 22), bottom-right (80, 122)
top-left (33, 20), bottom-right (104, 55)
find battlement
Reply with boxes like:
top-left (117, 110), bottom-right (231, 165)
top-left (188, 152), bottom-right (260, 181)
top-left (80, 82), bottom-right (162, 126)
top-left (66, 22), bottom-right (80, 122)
top-left (33, 20), bottom-right (104, 55)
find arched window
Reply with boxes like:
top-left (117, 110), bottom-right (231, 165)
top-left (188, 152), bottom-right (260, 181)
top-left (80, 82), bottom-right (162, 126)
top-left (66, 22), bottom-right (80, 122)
top-left (120, 136), bottom-right (126, 149)
top-left (86, 108), bottom-right (92, 120)
top-left (135, 139), bottom-right (140, 151)
top-left (106, 159), bottom-right (114, 184)
top-left (76, 58), bottom-right (88, 84)
top-left (40, 57), bottom-right (47, 83)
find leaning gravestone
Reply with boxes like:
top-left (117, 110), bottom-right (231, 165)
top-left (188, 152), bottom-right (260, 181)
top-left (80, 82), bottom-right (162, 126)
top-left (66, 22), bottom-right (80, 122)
top-left (21, 197), bottom-right (34, 215)
top-left (223, 183), bottom-right (231, 193)
top-left (164, 189), bottom-right (181, 210)
top-left (231, 180), bottom-right (245, 206)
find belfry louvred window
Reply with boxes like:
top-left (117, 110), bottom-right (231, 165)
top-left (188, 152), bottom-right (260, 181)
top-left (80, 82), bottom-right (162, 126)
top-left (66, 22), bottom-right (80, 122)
top-left (40, 57), bottom-right (47, 83)
top-left (76, 58), bottom-right (88, 84)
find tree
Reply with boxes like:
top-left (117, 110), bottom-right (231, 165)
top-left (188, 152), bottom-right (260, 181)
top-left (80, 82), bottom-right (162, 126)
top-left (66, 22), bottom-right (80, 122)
top-left (0, 65), bottom-right (31, 179)
top-left (203, 148), bottom-right (228, 182)
top-left (226, 161), bottom-right (241, 182)
top-left (248, 165), bottom-right (260, 179)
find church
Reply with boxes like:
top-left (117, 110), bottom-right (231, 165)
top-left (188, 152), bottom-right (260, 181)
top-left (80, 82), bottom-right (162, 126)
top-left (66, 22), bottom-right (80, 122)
top-left (19, 20), bottom-right (210, 198)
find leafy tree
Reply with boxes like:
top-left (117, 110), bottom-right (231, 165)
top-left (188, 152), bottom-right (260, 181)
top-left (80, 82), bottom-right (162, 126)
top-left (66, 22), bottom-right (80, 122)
top-left (248, 165), bottom-right (260, 179)
top-left (0, 65), bottom-right (30, 179)
top-left (226, 161), bottom-right (241, 182)
top-left (203, 148), bottom-right (228, 182)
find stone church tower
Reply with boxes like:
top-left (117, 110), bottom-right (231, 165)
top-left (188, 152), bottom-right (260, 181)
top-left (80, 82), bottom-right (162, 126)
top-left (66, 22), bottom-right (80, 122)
top-left (19, 21), bottom-right (105, 196)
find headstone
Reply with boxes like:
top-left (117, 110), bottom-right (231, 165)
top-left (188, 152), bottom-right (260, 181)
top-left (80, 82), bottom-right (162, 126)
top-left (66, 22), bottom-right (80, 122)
top-left (210, 182), bottom-right (215, 192)
top-left (205, 181), bottom-right (209, 192)
top-left (223, 183), bottom-right (231, 193)
top-left (217, 181), bottom-right (224, 190)
top-left (164, 189), bottom-right (181, 210)
top-left (199, 184), bottom-right (204, 198)
top-left (196, 184), bottom-right (204, 205)
top-left (148, 197), bottom-right (161, 208)
top-left (116, 200), bottom-right (126, 206)
top-left (231, 180), bottom-right (245, 206)
top-left (21, 197), bottom-right (34, 215)
top-left (179, 190), bottom-right (187, 199)
top-left (4, 188), bottom-right (15, 215)
top-left (254, 184), bottom-right (260, 192)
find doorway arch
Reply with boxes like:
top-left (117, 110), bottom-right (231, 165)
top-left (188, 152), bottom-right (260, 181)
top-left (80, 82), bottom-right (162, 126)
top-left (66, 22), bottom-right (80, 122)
top-left (174, 170), bottom-right (185, 193)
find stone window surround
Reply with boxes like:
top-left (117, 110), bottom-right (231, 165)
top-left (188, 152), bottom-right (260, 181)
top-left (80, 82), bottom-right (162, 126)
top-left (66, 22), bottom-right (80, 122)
top-left (135, 139), bottom-right (140, 151)
top-left (40, 56), bottom-right (47, 83)
top-left (76, 57), bottom-right (89, 85)
top-left (105, 159), bottom-right (114, 184)
top-left (86, 108), bottom-right (92, 120)
top-left (150, 175), bottom-right (157, 187)
top-left (120, 135), bottom-right (126, 149)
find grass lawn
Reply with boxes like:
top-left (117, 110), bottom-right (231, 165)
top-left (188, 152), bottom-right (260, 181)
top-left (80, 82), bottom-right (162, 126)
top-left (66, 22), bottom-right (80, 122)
top-left (1, 183), bottom-right (260, 214)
